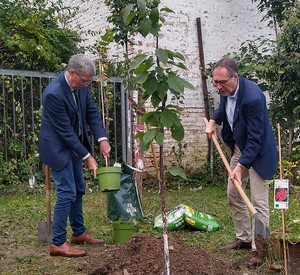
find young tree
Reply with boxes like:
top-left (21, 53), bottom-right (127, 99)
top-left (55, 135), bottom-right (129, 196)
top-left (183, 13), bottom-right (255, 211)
top-left (104, 1), bottom-right (194, 273)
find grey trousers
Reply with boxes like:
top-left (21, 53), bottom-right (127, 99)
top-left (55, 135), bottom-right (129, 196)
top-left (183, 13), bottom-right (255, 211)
top-left (227, 144), bottom-right (269, 251)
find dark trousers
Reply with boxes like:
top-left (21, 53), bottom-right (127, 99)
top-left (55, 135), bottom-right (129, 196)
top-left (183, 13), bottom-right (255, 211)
top-left (51, 155), bottom-right (86, 246)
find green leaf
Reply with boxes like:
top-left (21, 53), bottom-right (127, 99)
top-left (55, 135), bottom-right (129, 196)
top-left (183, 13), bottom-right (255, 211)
top-left (160, 7), bottom-right (174, 13)
top-left (139, 19), bottom-right (152, 37)
top-left (123, 4), bottom-right (134, 24)
top-left (178, 77), bottom-right (196, 90)
top-left (139, 139), bottom-right (150, 153)
top-left (133, 131), bottom-right (144, 141)
top-left (145, 77), bottom-right (158, 94)
top-left (172, 114), bottom-right (182, 127)
top-left (166, 104), bottom-right (180, 110)
top-left (123, 4), bottom-right (134, 17)
top-left (137, 92), bottom-right (150, 109)
top-left (150, 92), bottom-right (160, 108)
top-left (151, 24), bottom-right (161, 36)
top-left (141, 111), bottom-right (157, 124)
top-left (167, 60), bottom-right (187, 70)
top-left (157, 81), bottom-right (168, 100)
top-left (161, 109), bottom-right (174, 128)
top-left (130, 54), bottom-right (148, 70)
top-left (137, 0), bottom-right (146, 12)
top-left (155, 131), bottom-right (164, 146)
top-left (149, 8), bottom-right (159, 25)
top-left (155, 66), bottom-right (164, 76)
top-left (124, 11), bottom-right (138, 25)
top-left (143, 128), bottom-right (157, 144)
top-left (171, 123), bottom-right (184, 141)
top-left (135, 61), bottom-right (154, 74)
top-left (160, 16), bottom-right (166, 24)
top-left (165, 49), bottom-right (185, 61)
top-left (155, 49), bottom-right (168, 65)
top-left (168, 166), bottom-right (187, 180)
top-left (173, 52), bottom-right (185, 61)
top-left (167, 74), bottom-right (184, 93)
top-left (133, 71), bottom-right (148, 84)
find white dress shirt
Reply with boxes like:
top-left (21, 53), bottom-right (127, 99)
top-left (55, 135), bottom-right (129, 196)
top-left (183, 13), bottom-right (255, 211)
top-left (226, 81), bottom-right (239, 131)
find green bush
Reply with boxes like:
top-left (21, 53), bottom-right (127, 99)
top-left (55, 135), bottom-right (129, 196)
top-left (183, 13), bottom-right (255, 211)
top-left (0, 0), bottom-right (82, 72)
top-left (0, 0), bottom-right (85, 187)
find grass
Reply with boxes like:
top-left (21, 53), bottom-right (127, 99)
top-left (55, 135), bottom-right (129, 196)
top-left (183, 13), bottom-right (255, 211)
top-left (0, 181), bottom-right (297, 274)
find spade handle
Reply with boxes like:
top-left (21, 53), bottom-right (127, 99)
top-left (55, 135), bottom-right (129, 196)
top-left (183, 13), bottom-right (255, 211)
top-left (203, 118), bottom-right (257, 215)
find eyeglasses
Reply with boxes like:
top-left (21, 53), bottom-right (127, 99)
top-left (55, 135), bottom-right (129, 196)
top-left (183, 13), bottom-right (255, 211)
top-left (212, 76), bottom-right (233, 86)
top-left (75, 72), bottom-right (91, 84)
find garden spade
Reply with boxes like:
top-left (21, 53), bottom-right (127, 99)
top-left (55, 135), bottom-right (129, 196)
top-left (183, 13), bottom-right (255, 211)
top-left (203, 118), bottom-right (269, 250)
top-left (38, 165), bottom-right (52, 243)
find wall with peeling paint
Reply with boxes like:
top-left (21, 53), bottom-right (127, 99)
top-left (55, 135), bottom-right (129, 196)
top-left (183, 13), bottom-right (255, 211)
top-left (66, 0), bottom-right (274, 174)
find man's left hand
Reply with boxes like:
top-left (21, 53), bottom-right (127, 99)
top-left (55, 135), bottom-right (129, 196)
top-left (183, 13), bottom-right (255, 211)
top-left (230, 165), bottom-right (242, 186)
top-left (86, 155), bottom-right (98, 178)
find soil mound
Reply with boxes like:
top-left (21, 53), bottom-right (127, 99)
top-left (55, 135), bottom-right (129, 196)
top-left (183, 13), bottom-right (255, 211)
top-left (81, 233), bottom-right (242, 275)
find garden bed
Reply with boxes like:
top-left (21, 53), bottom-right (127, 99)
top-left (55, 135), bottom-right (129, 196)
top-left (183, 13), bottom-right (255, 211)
top-left (80, 233), bottom-right (242, 274)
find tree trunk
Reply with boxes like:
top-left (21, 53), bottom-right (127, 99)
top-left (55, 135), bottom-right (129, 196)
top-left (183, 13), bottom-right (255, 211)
top-left (160, 142), bottom-right (170, 275)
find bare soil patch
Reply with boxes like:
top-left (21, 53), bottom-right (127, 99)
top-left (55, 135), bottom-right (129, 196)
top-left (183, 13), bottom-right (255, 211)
top-left (78, 233), bottom-right (242, 275)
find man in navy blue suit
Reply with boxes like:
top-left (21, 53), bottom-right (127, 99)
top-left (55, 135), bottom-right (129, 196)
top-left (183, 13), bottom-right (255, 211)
top-left (205, 58), bottom-right (277, 267)
top-left (39, 54), bottom-right (111, 257)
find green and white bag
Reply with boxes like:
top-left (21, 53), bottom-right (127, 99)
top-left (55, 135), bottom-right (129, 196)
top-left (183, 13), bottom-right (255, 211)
top-left (154, 205), bottom-right (185, 231)
top-left (183, 205), bottom-right (220, 232)
top-left (154, 204), bottom-right (220, 232)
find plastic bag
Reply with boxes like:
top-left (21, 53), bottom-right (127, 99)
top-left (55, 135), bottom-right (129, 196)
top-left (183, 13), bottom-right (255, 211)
top-left (154, 205), bottom-right (186, 231)
top-left (107, 165), bottom-right (143, 221)
top-left (183, 205), bottom-right (220, 232)
top-left (154, 204), bottom-right (220, 232)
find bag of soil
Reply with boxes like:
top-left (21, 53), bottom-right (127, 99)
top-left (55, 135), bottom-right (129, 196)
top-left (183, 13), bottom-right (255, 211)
top-left (183, 205), bottom-right (220, 232)
top-left (154, 205), bottom-right (185, 231)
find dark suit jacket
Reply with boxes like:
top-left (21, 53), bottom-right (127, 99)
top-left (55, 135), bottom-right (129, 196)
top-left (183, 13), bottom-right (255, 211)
top-left (39, 71), bottom-right (106, 171)
top-left (212, 76), bottom-right (278, 180)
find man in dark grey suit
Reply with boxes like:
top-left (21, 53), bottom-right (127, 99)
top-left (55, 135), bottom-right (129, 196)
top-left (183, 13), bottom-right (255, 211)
top-left (39, 54), bottom-right (111, 257)
top-left (205, 58), bottom-right (278, 267)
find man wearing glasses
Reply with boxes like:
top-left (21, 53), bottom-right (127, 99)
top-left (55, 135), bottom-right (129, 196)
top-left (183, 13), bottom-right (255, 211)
top-left (39, 54), bottom-right (111, 257)
top-left (205, 58), bottom-right (277, 267)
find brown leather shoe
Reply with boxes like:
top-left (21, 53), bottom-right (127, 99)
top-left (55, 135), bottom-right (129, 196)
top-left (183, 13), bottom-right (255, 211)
top-left (220, 239), bottom-right (252, 250)
top-left (50, 242), bottom-right (86, 257)
top-left (71, 231), bottom-right (104, 245)
top-left (247, 251), bottom-right (261, 268)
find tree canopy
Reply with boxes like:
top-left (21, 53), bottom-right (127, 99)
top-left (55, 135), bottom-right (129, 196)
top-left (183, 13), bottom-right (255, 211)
top-left (267, 2), bottom-right (300, 131)
top-left (0, 0), bottom-right (82, 72)
top-left (252, 0), bottom-right (297, 26)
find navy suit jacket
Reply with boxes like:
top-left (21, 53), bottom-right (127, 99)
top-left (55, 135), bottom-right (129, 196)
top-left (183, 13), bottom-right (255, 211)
top-left (39, 71), bottom-right (107, 171)
top-left (212, 76), bottom-right (278, 180)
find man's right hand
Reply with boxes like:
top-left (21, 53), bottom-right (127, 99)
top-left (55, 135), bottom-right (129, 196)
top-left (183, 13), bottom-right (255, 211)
top-left (100, 140), bottom-right (111, 159)
top-left (86, 155), bottom-right (98, 178)
top-left (205, 119), bottom-right (217, 139)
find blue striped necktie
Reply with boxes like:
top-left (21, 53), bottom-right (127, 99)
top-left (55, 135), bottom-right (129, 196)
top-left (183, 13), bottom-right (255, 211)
top-left (74, 90), bottom-right (84, 142)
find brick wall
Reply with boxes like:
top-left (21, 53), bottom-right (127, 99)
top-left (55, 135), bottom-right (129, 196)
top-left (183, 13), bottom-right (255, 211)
top-left (66, 0), bottom-right (274, 174)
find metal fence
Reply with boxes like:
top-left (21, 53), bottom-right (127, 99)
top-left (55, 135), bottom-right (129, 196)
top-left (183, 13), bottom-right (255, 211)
top-left (0, 69), bottom-right (132, 168)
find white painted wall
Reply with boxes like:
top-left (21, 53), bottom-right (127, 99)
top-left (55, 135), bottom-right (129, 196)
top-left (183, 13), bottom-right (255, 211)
top-left (66, 0), bottom-right (275, 173)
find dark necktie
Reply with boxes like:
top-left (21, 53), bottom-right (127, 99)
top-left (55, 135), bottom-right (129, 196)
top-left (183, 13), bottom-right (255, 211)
top-left (74, 90), bottom-right (84, 142)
